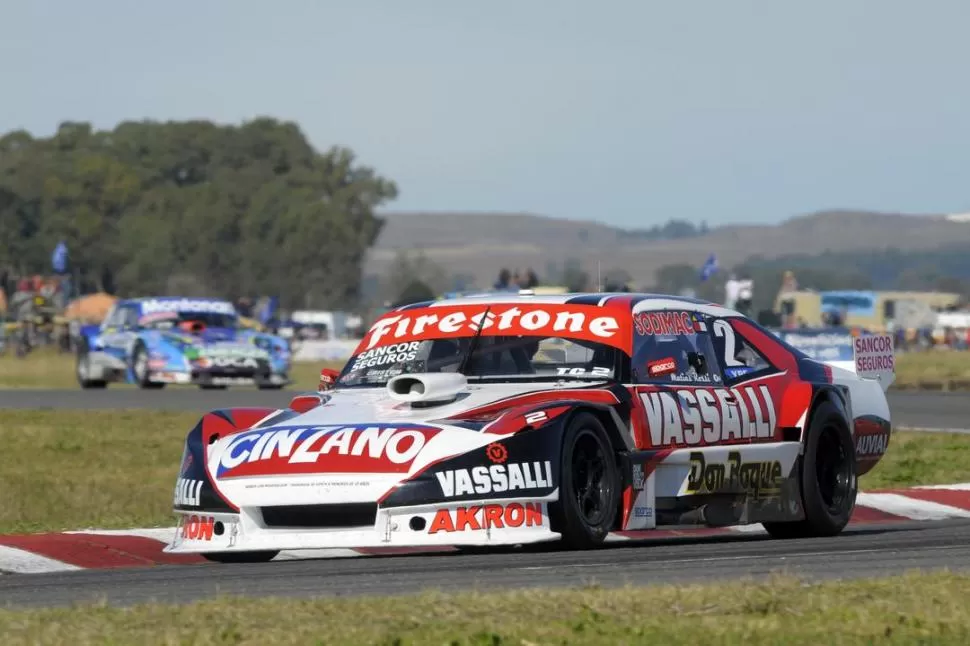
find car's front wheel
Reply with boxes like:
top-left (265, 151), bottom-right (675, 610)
top-left (130, 342), bottom-right (164, 390)
top-left (549, 412), bottom-right (619, 549)
top-left (76, 340), bottom-right (107, 389)
top-left (763, 400), bottom-right (857, 539)
top-left (202, 550), bottom-right (279, 564)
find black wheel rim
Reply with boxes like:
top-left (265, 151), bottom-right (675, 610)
top-left (570, 429), bottom-right (612, 527)
top-left (815, 425), bottom-right (853, 514)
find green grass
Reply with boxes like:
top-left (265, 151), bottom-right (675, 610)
top-left (0, 410), bottom-right (966, 534)
top-left (891, 350), bottom-right (970, 387)
top-left (0, 347), bottom-right (335, 390)
top-left (3, 573), bottom-right (970, 644)
top-left (0, 410), bottom-right (199, 533)
top-left (864, 430), bottom-right (970, 489)
top-left (1, 348), bottom-right (968, 389)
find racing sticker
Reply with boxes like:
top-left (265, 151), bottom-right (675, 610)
top-left (428, 502), bottom-right (545, 533)
top-left (854, 415), bottom-right (892, 475)
top-left (141, 298), bottom-right (236, 315)
top-left (854, 334), bottom-right (895, 382)
top-left (216, 424), bottom-right (441, 478)
top-left (173, 478), bottom-right (203, 507)
top-left (639, 385), bottom-right (778, 447)
top-left (179, 514), bottom-right (216, 541)
top-left (633, 311), bottom-right (701, 336)
top-left (685, 450), bottom-right (784, 499)
top-left (648, 357), bottom-right (677, 377)
top-left (435, 461), bottom-right (553, 497)
top-left (200, 345), bottom-right (266, 359)
top-left (358, 304), bottom-right (631, 352)
top-left (348, 342), bottom-right (421, 372)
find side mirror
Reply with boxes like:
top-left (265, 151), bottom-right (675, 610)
top-left (319, 368), bottom-right (340, 391)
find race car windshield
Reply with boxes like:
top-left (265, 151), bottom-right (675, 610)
top-left (139, 311), bottom-right (239, 330)
top-left (337, 335), bottom-right (620, 387)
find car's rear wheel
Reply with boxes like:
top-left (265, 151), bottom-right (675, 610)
top-left (763, 400), bottom-right (857, 539)
top-left (549, 412), bottom-right (619, 549)
top-left (202, 550), bottom-right (279, 564)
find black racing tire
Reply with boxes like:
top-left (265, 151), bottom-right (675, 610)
top-left (763, 400), bottom-right (857, 539)
top-left (202, 550), bottom-right (279, 564)
top-left (130, 341), bottom-right (164, 389)
top-left (76, 339), bottom-right (108, 389)
top-left (549, 412), bottom-right (620, 550)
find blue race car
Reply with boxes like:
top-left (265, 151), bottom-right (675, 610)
top-left (76, 297), bottom-right (292, 390)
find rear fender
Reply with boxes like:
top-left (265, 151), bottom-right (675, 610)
top-left (797, 385), bottom-right (851, 449)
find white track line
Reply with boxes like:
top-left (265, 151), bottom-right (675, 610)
top-left (856, 492), bottom-right (970, 520)
top-left (914, 483), bottom-right (970, 491)
top-left (275, 549), bottom-right (374, 560)
top-left (0, 545), bottom-right (80, 574)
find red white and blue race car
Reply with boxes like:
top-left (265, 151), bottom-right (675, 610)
top-left (166, 292), bottom-right (895, 562)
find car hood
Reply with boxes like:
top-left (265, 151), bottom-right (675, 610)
top-left (205, 381), bottom-right (590, 505)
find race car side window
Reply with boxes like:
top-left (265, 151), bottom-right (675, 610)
top-left (710, 318), bottom-right (773, 382)
top-left (120, 305), bottom-right (141, 329)
top-left (101, 305), bottom-right (125, 331)
top-left (631, 310), bottom-right (723, 386)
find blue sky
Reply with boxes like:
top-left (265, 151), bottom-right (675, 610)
top-left (2, 0), bottom-right (968, 227)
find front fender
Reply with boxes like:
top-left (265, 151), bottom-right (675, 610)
top-left (380, 416), bottom-right (569, 509)
top-left (175, 408), bottom-right (285, 513)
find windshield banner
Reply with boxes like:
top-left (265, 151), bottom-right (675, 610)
top-left (357, 304), bottom-right (632, 353)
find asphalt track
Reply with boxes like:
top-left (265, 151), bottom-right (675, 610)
top-left (0, 389), bottom-right (966, 431)
top-left (1, 389), bottom-right (968, 609)
top-left (1, 520), bottom-right (969, 608)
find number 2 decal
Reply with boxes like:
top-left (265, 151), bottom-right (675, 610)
top-left (712, 319), bottom-right (744, 367)
top-left (524, 411), bottom-right (549, 425)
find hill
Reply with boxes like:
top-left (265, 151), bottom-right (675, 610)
top-left (363, 209), bottom-right (970, 289)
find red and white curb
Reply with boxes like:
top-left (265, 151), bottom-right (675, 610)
top-left (1, 485), bottom-right (968, 575)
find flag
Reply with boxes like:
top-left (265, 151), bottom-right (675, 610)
top-left (699, 254), bottom-right (718, 281)
top-left (52, 241), bottom-right (68, 274)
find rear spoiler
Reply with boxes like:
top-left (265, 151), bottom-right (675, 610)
top-left (837, 332), bottom-right (895, 392)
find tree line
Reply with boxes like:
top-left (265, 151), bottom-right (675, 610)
top-left (0, 119), bottom-right (397, 310)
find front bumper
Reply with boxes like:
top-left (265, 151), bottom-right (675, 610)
top-left (164, 497), bottom-right (557, 554)
top-left (148, 370), bottom-right (290, 387)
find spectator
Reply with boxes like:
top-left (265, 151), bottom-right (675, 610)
top-left (736, 275), bottom-right (754, 316)
top-left (724, 273), bottom-right (741, 309)
top-left (777, 270), bottom-right (798, 329)
top-left (524, 268), bottom-right (539, 289)
top-left (10, 279), bottom-right (36, 350)
top-left (236, 297), bottom-right (253, 318)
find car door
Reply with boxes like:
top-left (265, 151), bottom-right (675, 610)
top-left (629, 310), bottom-right (780, 450)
